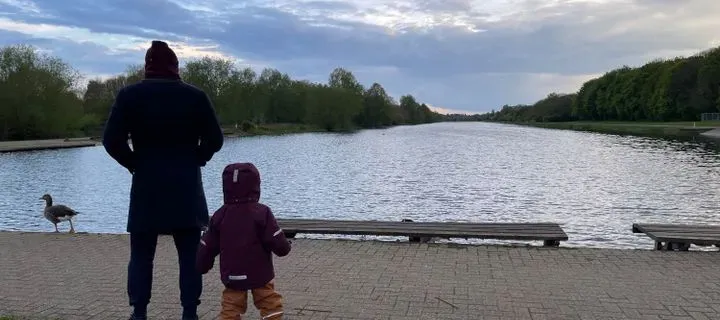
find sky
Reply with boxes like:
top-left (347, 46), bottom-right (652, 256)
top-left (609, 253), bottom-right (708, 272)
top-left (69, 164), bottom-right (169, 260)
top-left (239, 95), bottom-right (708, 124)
top-left (0, 0), bottom-right (719, 114)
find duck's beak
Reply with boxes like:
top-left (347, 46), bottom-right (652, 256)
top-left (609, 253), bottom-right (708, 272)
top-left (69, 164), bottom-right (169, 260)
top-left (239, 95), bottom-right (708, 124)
top-left (38, 197), bottom-right (44, 200)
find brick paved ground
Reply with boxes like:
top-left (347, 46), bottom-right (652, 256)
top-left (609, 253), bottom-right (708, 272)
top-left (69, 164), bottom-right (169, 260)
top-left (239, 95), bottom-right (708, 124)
top-left (1, 232), bottom-right (720, 320)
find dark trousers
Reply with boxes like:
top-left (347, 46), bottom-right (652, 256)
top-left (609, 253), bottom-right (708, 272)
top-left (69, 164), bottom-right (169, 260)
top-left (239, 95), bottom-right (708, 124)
top-left (128, 228), bottom-right (202, 315)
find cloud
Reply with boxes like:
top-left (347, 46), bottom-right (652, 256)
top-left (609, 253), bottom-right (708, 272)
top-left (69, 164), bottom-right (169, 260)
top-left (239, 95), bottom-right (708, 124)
top-left (0, 0), bottom-right (718, 113)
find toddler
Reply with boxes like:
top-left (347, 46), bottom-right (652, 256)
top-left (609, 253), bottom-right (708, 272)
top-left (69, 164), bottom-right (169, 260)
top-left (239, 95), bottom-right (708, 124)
top-left (196, 163), bottom-right (291, 320)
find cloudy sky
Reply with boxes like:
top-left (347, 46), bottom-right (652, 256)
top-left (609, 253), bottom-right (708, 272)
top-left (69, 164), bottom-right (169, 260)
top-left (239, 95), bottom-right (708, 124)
top-left (0, 0), bottom-right (718, 114)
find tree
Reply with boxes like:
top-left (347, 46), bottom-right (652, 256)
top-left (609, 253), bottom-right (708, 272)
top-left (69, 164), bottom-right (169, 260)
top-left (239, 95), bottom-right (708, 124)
top-left (183, 57), bottom-right (236, 123)
top-left (0, 44), bottom-right (444, 141)
top-left (0, 44), bottom-right (83, 140)
top-left (480, 45), bottom-right (720, 123)
top-left (400, 94), bottom-right (425, 124)
top-left (357, 83), bottom-right (395, 127)
top-left (328, 67), bottom-right (364, 95)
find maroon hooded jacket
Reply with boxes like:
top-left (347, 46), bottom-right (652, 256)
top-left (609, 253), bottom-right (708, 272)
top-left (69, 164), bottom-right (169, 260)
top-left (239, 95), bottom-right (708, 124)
top-left (196, 163), bottom-right (291, 290)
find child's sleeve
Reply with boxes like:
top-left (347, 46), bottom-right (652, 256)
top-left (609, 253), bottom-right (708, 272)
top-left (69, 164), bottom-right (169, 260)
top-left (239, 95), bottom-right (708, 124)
top-left (261, 208), bottom-right (291, 257)
top-left (196, 208), bottom-right (223, 274)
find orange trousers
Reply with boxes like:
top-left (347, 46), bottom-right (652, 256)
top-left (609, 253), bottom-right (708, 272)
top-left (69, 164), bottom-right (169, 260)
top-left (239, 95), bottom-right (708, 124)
top-left (220, 280), bottom-right (284, 320)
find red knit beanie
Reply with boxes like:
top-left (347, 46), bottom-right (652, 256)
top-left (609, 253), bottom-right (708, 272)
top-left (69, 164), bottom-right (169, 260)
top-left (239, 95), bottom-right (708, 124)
top-left (144, 40), bottom-right (180, 79)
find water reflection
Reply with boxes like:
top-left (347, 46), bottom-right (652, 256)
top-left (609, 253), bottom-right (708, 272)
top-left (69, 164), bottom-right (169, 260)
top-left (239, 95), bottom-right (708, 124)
top-left (2, 122), bottom-right (720, 249)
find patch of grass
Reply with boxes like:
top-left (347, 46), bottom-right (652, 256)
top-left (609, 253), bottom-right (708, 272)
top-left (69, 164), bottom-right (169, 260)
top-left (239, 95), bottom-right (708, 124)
top-left (251, 123), bottom-right (327, 135)
top-left (515, 121), bottom-right (720, 138)
top-left (571, 121), bottom-right (720, 128)
top-left (223, 123), bottom-right (327, 137)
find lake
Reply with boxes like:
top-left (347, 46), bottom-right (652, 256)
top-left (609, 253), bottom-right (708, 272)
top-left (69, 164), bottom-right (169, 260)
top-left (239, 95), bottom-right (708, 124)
top-left (2, 122), bottom-right (720, 249)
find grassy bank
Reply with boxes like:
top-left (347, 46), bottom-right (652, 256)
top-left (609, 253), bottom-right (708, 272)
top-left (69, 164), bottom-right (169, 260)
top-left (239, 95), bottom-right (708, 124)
top-left (223, 123), bottom-right (334, 137)
top-left (0, 123), bottom-right (342, 150)
top-left (508, 121), bottom-right (720, 138)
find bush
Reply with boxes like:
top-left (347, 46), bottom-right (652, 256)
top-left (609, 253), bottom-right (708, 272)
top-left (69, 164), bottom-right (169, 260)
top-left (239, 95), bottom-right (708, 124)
top-left (240, 120), bottom-right (256, 132)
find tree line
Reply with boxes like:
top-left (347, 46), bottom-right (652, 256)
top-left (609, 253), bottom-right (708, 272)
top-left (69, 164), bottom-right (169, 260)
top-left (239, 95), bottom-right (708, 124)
top-left (472, 46), bottom-right (720, 123)
top-left (0, 44), bottom-right (443, 141)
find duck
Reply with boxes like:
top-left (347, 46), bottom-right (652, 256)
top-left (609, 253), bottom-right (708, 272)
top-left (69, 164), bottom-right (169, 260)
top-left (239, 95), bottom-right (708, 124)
top-left (40, 194), bottom-right (79, 233)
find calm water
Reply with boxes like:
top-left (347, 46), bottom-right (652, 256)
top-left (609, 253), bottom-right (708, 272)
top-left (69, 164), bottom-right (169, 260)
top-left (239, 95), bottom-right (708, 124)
top-left (2, 122), bottom-right (720, 249)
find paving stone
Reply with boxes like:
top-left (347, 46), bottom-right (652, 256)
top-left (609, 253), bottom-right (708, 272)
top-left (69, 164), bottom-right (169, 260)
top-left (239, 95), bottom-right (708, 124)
top-left (1, 232), bottom-right (720, 319)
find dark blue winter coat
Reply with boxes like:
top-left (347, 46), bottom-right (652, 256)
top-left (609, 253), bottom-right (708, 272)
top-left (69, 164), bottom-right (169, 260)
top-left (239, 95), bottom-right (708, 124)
top-left (102, 79), bottom-right (224, 234)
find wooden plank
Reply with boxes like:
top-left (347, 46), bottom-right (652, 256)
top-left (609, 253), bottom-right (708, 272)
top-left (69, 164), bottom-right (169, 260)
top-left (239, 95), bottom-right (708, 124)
top-left (632, 223), bottom-right (720, 249)
top-left (279, 220), bottom-right (565, 232)
top-left (636, 230), bottom-right (720, 237)
top-left (280, 223), bottom-right (564, 233)
top-left (281, 219), bottom-right (562, 229)
top-left (634, 225), bottom-right (720, 238)
top-left (279, 219), bottom-right (563, 227)
top-left (278, 219), bottom-right (568, 241)
top-left (278, 219), bottom-right (564, 229)
top-left (279, 221), bottom-right (563, 231)
top-left (633, 223), bottom-right (720, 234)
top-left (282, 229), bottom-right (566, 241)
top-left (634, 225), bottom-right (720, 232)
top-left (633, 223), bottom-right (720, 233)
top-left (642, 233), bottom-right (720, 245)
top-left (634, 224), bottom-right (720, 230)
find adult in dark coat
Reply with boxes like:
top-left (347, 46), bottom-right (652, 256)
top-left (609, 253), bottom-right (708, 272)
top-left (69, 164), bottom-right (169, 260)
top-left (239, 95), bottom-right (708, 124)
top-left (102, 40), bottom-right (224, 320)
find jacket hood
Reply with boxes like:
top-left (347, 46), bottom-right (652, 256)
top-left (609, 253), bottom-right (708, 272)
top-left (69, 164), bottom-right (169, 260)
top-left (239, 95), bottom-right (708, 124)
top-left (222, 163), bottom-right (261, 204)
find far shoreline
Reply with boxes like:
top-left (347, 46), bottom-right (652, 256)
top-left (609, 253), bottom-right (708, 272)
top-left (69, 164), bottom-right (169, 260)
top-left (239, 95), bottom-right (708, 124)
top-left (6, 120), bottom-right (720, 153)
top-left (486, 120), bottom-right (720, 139)
top-left (0, 123), bottom-right (387, 153)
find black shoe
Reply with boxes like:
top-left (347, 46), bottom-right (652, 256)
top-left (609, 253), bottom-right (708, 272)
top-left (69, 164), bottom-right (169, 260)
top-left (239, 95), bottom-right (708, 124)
top-left (129, 313), bottom-right (147, 320)
top-left (182, 307), bottom-right (198, 320)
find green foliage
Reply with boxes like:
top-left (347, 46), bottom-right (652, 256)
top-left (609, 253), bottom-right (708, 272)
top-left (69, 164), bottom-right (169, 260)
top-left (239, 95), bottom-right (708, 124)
top-left (0, 45), bottom-right (83, 140)
top-left (240, 120), bottom-right (256, 132)
top-left (0, 44), bottom-right (442, 141)
top-left (477, 93), bottom-right (577, 123)
top-left (357, 83), bottom-right (396, 127)
top-left (477, 46), bottom-right (720, 123)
